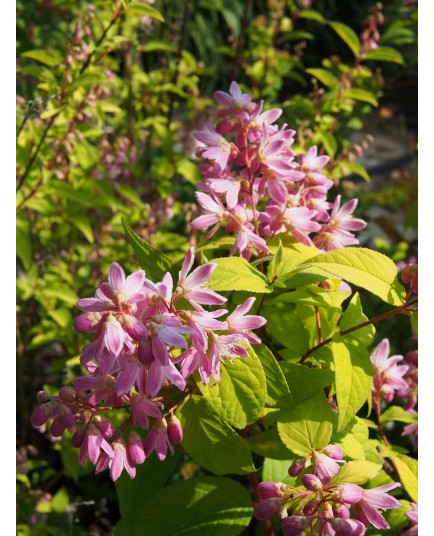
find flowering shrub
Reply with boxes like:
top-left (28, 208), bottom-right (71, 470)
top-left (17, 1), bottom-right (417, 534)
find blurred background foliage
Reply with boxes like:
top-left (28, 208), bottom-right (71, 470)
top-left (16, 0), bottom-right (417, 533)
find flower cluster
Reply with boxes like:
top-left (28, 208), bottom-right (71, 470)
top-left (31, 248), bottom-right (266, 480)
top-left (254, 445), bottom-right (402, 535)
top-left (191, 82), bottom-right (366, 259)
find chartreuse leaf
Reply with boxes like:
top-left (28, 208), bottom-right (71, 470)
top-left (116, 454), bottom-right (180, 535)
top-left (306, 68), bottom-right (338, 88)
top-left (391, 455), bottom-right (418, 502)
top-left (340, 292), bottom-right (375, 343)
top-left (333, 417), bottom-right (368, 461)
top-left (328, 460), bottom-right (380, 486)
top-left (122, 219), bottom-right (173, 281)
top-left (381, 406), bottom-right (418, 424)
top-left (268, 242), bottom-right (321, 285)
top-left (254, 344), bottom-right (294, 408)
top-left (263, 458), bottom-right (295, 484)
top-left (177, 396), bottom-right (255, 475)
top-left (21, 49), bottom-right (62, 67)
top-left (126, 2), bottom-right (165, 22)
top-left (384, 500), bottom-right (413, 531)
top-left (208, 257), bottom-right (271, 293)
top-left (327, 21), bottom-right (361, 57)
top-left (277, 393), bottom-right (334, 456)
top-left (332, 338), bottom-right (373, 432)
top-left (195, 236), bottom-right (236, 253)
top-left (296, 247), bottom-right (406, 305)
top-left (343, 88), bottom-right (378, 107)
top-left (273, 284), bottom-right (350, 309)
top-left (279, 362), bottom-right (334, 405)
top-left (198, 346), bottom-right (267, 429)
top-left (119, 477), bottom-right (252, 536)
top-left (262, 303), bottom-right (311, 358)
top-left (365, 46), bottom-right (405, 65)
top-left (246, 429), bottom-right (294, 460)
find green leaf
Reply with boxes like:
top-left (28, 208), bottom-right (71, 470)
top-left (332, 339), bottom-right (372, 431)
top-left (340, 293), bottom-right (375, 343)
top-left (116, 454), bottom-right (180, 535)
top-left (262, 304), bottom-right (310, 358)
top-left (262, 458), bottom-right (295, 483)
top-left (254, 344), bottom-right (294, 408)
top-left (298, 9), bottom-right (325, 23)
top-left (127, 2), bottom-right (165, 22)
top-left (319, 130), bottom-right (338, 159)
top-left (279, 362), bottom-right (334, 405)
top-left (122, 219), bottom-right (173, 282)
top-left (343, 88), bottom-right (378, 107)
top-left (273, 284), bottom-right (350, 309)
top-left (410, 312), bottom-right (418, 334)
top-left (195, 236), bottom-right (236, 253)
top-left (268, 242), bottom-right (320, 285)
top-left (327, 21), bottom-right (361, 57)
top-left (177, 396), bottom-right (255, 475)
top-left (208, 257), bottom-right (272, 293)
top-left (198, 346), bottom-right (267, 429)
top-left (246, 429), bottom-right (294, 460)
top-left (342, 161), bottom-right (370, 182)
top-left (118, 476), bottom-right (251, 536)
top-left (391, 455), bottom-right (418, 502)
top-left (297, 247), bottom-right (406, 305)
top-left (365, 46), bottom-right (405, 65)
top-left (69, 215), bottom-right (94, 244)
top-left (328, 460), bottom-right (380, 485)
top-left (277, 393), bottom-right (334, 456)
top-left (333, 417), bottom-right (369, 460)
top-left (42, 285), bottom-right (79, 306)
top-left (306, 68), bottom-right (338, 88)
top-left (21, 49), bottom-right (62, 67)
top-left (380, 406), bottom-right (418, 424)
top-left (384, 499), bottom-right (413, 531)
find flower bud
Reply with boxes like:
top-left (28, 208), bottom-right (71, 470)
top-left (31, 402), bottom-right (53, 427)
top-left (303, 498), bottom-right (320, 516)
top-left (167, 414), bottom-right (183, 445)
top-left (257, 481), bottom-right (287, 499)
top-left (288, 458), bottom-right (306, 477)
top-left (127, 431), bottom-right (146, 465)
top-left (281, 515), bottom-right (310, 536)
top-left (332, 503), bottom-right (350, 519)
top-left (330, 518), bottom-right (366, 536)
top-left (302, 474), bottom-right (323, 492)
top-left (37, 390), bottom-right (50, 403)
top-left (323, 444), bottom-right (344, 460)
top-left (332, 484), bottom-right (363, 505)
top-left (59, 386), bottom-right (76, 403)
top-left (321, 502), bottom-right (334, 520)
top-left (254, 498), bottom-right (283, 520)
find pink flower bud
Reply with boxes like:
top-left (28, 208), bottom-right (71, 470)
top-left (31, 402), bottom-right (53, 427)
top-left (330, 518), bottom-right (366, 536)
top-left (167, 414), bottom-right (183, 445)
top-left (321, 502), bottom-right (334, 520)
top-left (302, 474), bottom-right (323, 492)
top-left (281, 515), bottom-right (310, 536)
top-left (254, 498), bottom-right (283, 520)
top-left (127, 431), bottom-right (146, 465)
top-left (59, 386), bottom-right (76, 403)
top-left (71, 428), bottom-right (86, 447)
top-left (333, 503), bottom-right (350, 519)
top-left (323, 444), bottom-right (344, 460)
top-left (303, 498), bottom-right (321, 516)
top-left (37, 390), bottom-right (50, 403)
top-left (288, 458), bottom-right (305, 476)
top-left (332, 484), bottom-right (363, 504)
top-left (257, 481), bottom-right (287, 499)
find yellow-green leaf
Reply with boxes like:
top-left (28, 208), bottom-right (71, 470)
top-left (327, 21), bottom-right (361, 57)
top-left (391, 455), bottom-right (418, 502)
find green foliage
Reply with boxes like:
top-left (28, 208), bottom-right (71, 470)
top-left (277, 393), bottom-right (334, 456)
top-left (208, 257), bottom-right (272, 293)
top-left (177, 396), bottom-right (255, 475)
top-left (198, 346), bottom-right (267, 429)
top-left (117, 477), bottom-right (253, 536)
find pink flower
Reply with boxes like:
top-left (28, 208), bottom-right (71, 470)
top-left (370, 338), bottom-right (409, 403)
top-left (225, 297), bottom-right (266, 344)
top-left (192, 192), bottom-right (227, 238)
top-left (312, 448), bottom-right (345, 484)
top-left (195, 122), bottom-right (236, 171)
top-left (214, 81), bottom-right (253, 117)
top-left (176, 248), bottom-right (227, 309)
top-left (354, 482), bottom-right (401, 530)
top-left (143, 418), bottom-right (178, 461)
top-left (405, 503), bottom-right (418, 535)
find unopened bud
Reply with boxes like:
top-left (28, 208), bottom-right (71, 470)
top-left (167, 414), bottom-right (183, 445)
top-left (281, 515), bottom-right (310, 536)
top-left (59, 386), bottom-right (76, 403)
top-left (288, 458), bottom-right (305, 477)
top-left (302, 474), bottom-right (323, 492)
top-left (323, 445), bottom-right (344, 460)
